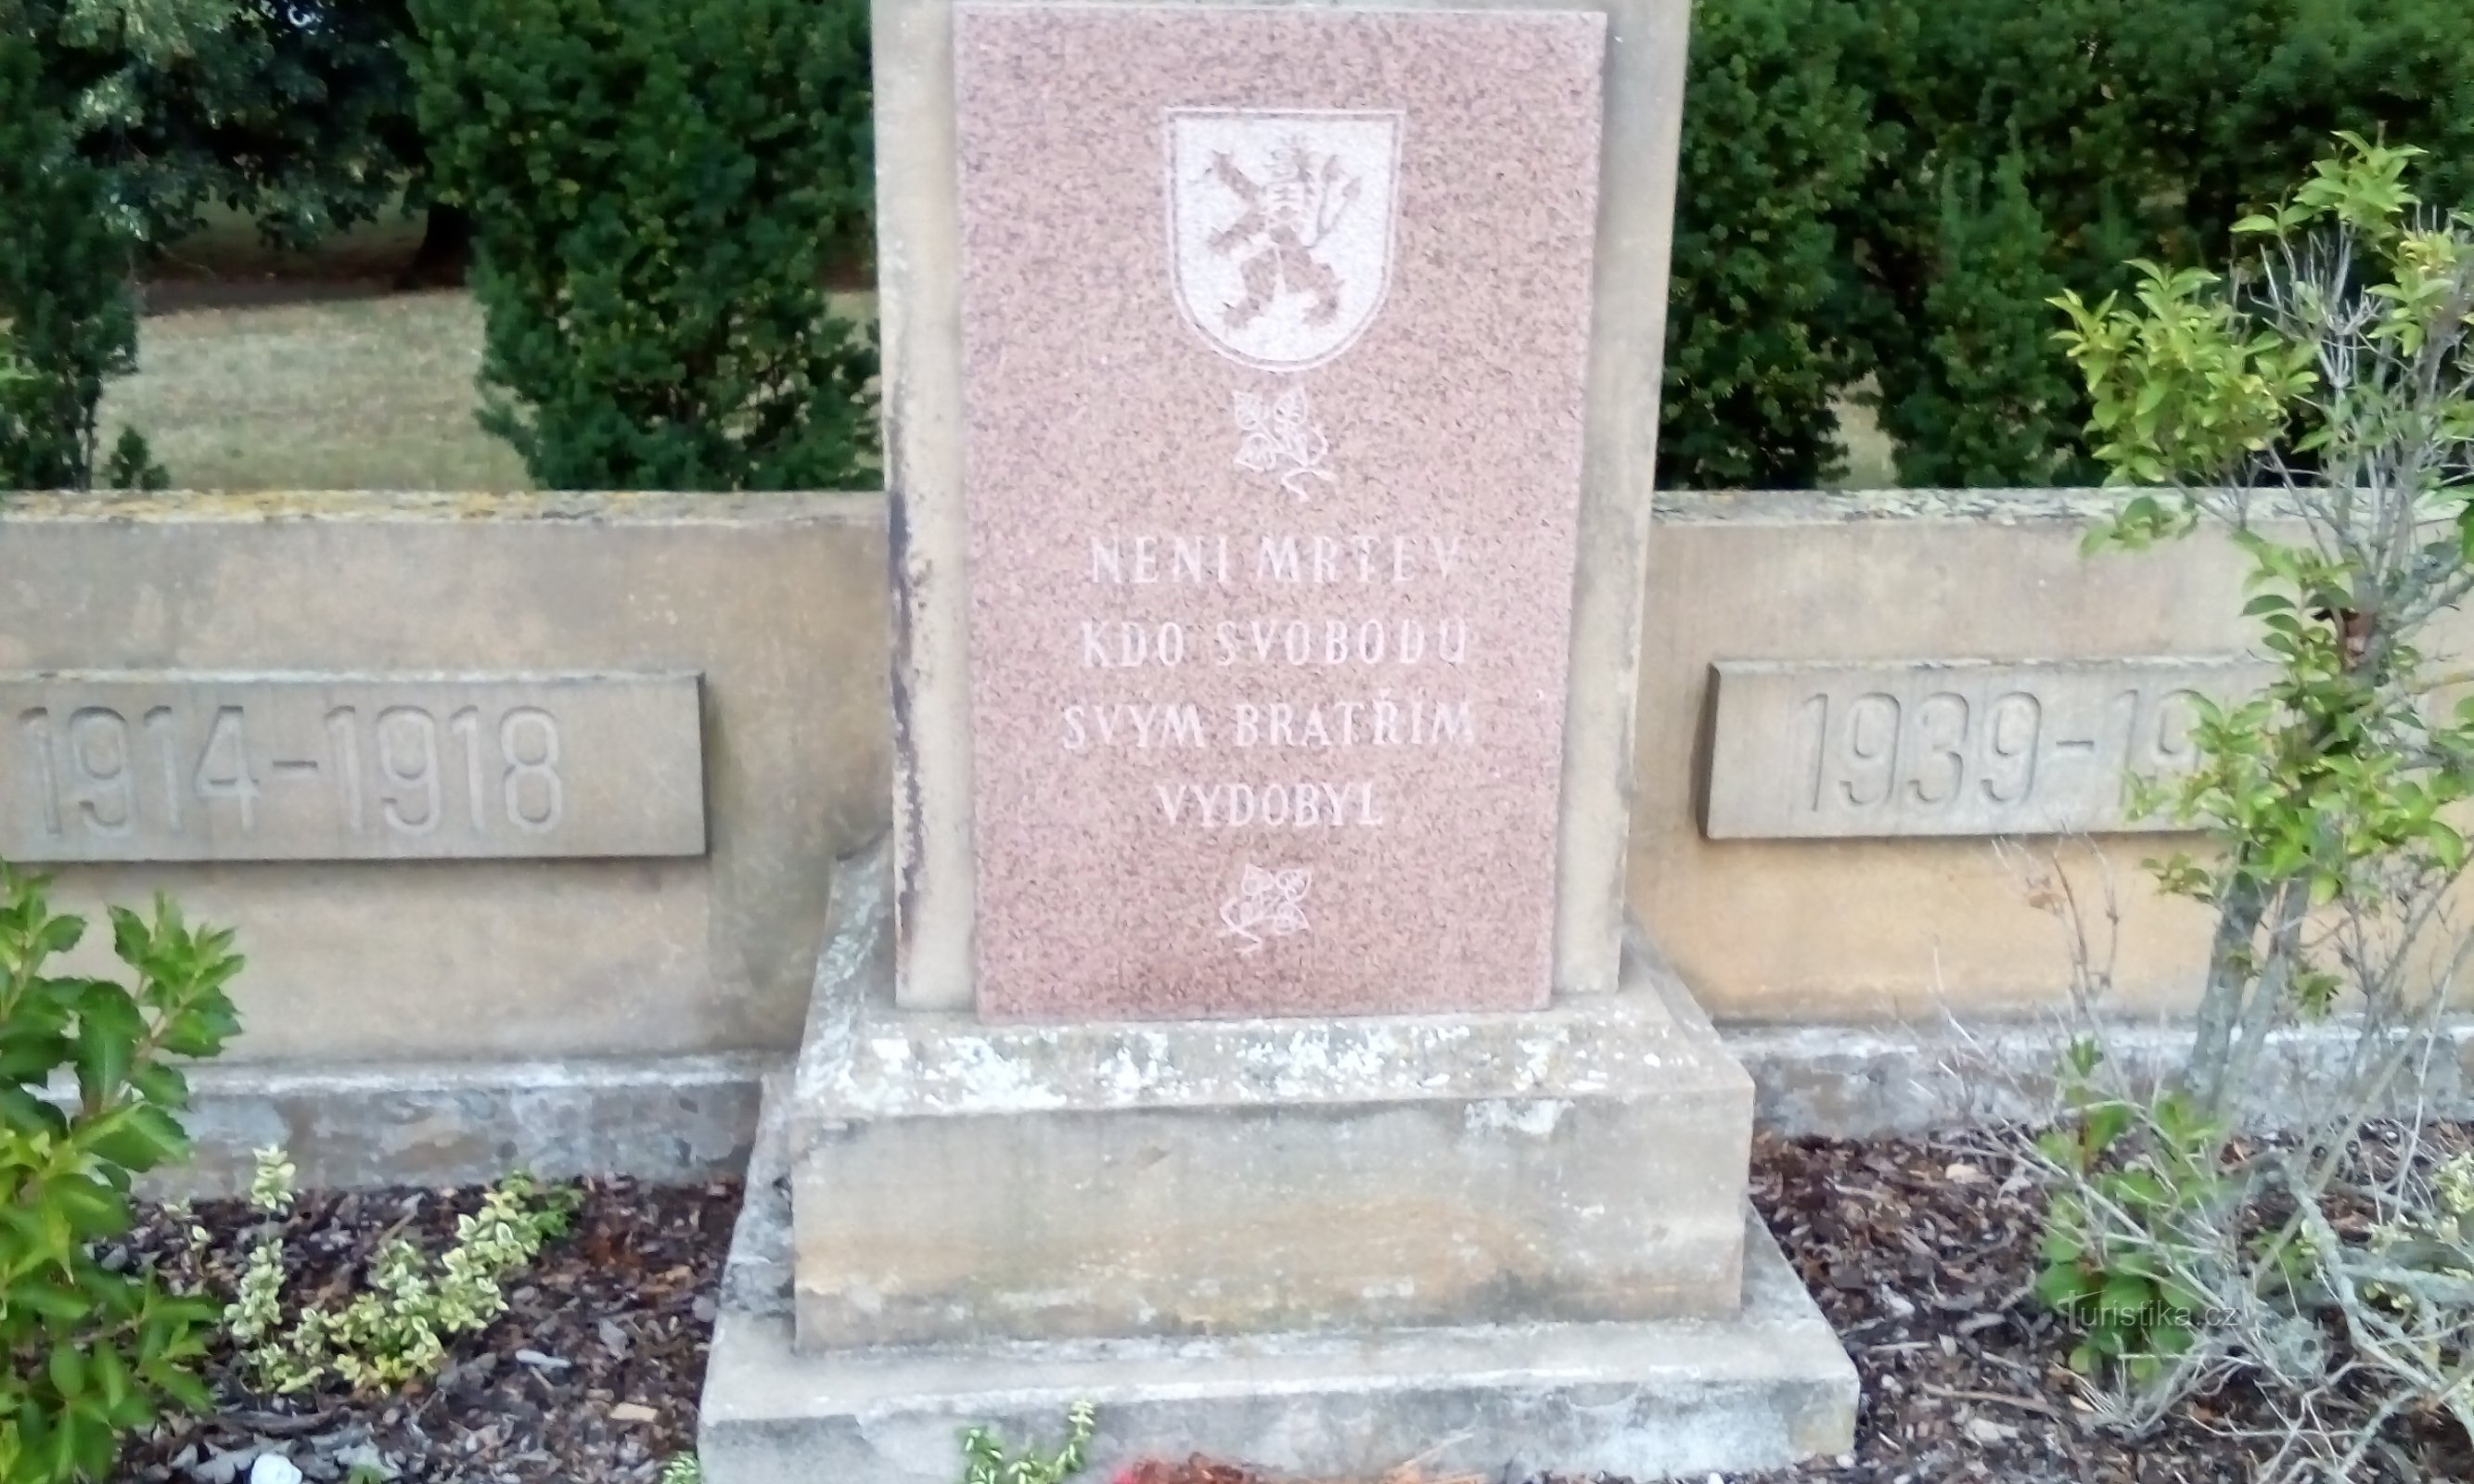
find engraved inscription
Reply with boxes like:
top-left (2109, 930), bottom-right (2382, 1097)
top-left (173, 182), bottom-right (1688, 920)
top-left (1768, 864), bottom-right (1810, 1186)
top-left (1705, 659), bottom-right (2277, 839)
top-left (953, 2), bottom-right (1605, 1016)
top-left (0, 673), bottom-right (702, 862)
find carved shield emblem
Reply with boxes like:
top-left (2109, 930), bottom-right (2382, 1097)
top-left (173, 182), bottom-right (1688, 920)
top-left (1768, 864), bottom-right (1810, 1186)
top-left (1166, 109), bottom-right (1402, 371)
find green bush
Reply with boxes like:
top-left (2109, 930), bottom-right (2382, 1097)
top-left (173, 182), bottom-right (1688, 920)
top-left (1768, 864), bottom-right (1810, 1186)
top-left (1878, 149), bottom-right (2079, 488)
top-left (0, 863), bottom-right (244, 1482)
top-left (1658, 0), bottom-right (1873, 489)
top-left (0, 11), bottom-right (163, 493)
top-left (1658, 0), bottom-right (2474, 490)
top-left (409, 0), bottom-right (879, 491)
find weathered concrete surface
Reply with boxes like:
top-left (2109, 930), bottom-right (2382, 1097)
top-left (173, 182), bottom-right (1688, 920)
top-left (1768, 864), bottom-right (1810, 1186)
top-left (710, 1083), bottom-right (1853, 1484)
top-left (113, 1010), bottom-right (2474, 1203)
top-left (1728, 1015), bottom-right (2474, 1138)
top-left (878, 0), bottom-right (1694, 1011)
top-left (1704, 658), bottom-right (2276, 838)
top-left (0, 671), bottom-right (706, 861)
top-left (1641, 490), bottom-right (2259, 1021)
top-left (10, 484), bottom-right (2454, 1064)
top-left (135, 1051), bottom-right (769, 1199)
top-left (0, 490), bottom-right (890, 1064)
top-left (788, 855), bottom-right (1750, 1346)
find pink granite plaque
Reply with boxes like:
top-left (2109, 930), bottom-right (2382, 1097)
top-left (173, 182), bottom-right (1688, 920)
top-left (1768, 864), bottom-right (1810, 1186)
top-left (955, 3), bottom-right (1604, 1020)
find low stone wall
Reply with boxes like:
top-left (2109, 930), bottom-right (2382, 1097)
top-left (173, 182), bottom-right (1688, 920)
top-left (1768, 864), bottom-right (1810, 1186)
top-left (0, 491), bottom-right (890, 1068)
top-left (1647, 490), bottom-right (2252, 1023)
top-left (4, 485), bottom-right (2426, 1171)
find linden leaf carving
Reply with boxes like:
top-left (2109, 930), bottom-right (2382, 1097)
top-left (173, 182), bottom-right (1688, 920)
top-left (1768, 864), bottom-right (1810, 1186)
top-left (1220, 864), bottom-right (1311, 953)
top-left (1230, 382), bottom-right (1334, 501)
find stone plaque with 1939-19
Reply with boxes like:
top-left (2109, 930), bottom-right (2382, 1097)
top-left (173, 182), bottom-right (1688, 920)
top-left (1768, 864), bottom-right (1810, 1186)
top-left (954, 4), bottom-right (1607, 1020)
top-left (1, 672), bottom-right (704, 862)
top-left (1701, 658), bottom-right (2277, 839)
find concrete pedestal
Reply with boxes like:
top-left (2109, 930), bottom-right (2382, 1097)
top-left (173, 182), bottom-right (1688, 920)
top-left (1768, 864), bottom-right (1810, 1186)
top-left (697, 853), bottom-right (1856, 1481)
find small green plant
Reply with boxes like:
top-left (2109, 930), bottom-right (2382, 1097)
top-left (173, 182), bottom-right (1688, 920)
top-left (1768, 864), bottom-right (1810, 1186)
top-left (2031, 1041), bottom-right (2229, 1379)
top-left (657, 1454), bottom-right (705, 1484)
top-left (0, 861), bottom-right (245, 1482)
top-left (959, 1401), bottom-right (1096, 1484)
top-left (225, 1149), bottom-right (579, 1394)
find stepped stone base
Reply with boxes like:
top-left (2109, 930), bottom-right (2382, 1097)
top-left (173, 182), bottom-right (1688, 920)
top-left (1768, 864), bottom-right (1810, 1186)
top-left (786, 850), bottom-right (1755, 1349)
top-left (700, 1079), bottom-right (1858, 1484)
top-left (698, 854), bottom-right (1856, 1480)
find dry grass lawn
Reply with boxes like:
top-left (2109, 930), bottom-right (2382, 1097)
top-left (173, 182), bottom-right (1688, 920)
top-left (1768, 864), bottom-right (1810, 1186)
top-left (1836, 396), bottom-right (1898, 490)
top-left (101, 280), bottom-right (1889, 493)
top-left (101, 292), bottom-right (530, 492)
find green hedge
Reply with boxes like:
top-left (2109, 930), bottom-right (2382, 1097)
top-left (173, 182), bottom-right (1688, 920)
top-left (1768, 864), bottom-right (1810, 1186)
top-left (408, 0), bottom-right (878, 491)
top-left (0, 7), bottom-right (161, 492)
top-left (22, 0), bottom-right (2471, 495)
top-left (1660, 0), bottom-right (2474, 489)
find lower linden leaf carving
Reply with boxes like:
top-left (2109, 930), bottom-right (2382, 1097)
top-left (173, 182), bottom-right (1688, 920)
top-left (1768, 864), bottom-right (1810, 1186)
top-left (1220, 863), bottom-right (1311, 953)
top-left (1233, 382), bottom-right (1334, 501)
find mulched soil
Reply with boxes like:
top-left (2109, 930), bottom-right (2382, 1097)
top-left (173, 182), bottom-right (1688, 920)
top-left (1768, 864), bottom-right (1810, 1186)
top-left (106, 1137), bottom-right (2473, 1484)
top-left (1735, 1135), bottom-right (2261, 1484)
top-left (119, 1178), bottom-right (739, 1484)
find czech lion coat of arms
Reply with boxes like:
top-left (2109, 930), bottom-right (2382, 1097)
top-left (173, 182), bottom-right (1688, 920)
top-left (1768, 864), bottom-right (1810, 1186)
top-left (1165, 109), bottom-right (1402, 371)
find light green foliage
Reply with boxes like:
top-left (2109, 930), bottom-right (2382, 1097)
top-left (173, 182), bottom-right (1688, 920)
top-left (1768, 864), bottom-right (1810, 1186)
top-left (0, 861), bottom-right (243, 1483)
top-left (959, 1401), bottom-right (1096, 1484)
top-left (2062, 134), bottom-right (2474, 1112)
top-left (2021, 136), bottom-right (2474, 1460)
top-left (2368, 1152), bottom-right (2474, 1283)
top-left (657, 1455), bottom-right (704, 1484)
top-left (245, 1145), bottom-right (293, 1214)
top-left (225, 1150), bottom-right (579, 1396)
top-left (407, 0), bottom-right (879, 492)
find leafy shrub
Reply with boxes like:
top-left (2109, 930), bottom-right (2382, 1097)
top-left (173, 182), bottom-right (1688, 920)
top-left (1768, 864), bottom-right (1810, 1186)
top-left (2017, 136), bottom-right (2474, 1468)
top-left (224, 1150), bottom-right (578, 1394)
top-left (0, 13), bottom-right (164, 493)
top-left (408, 0), bottom-right (879, 491)
top-left (2031, 1043), bottom-right (2225, 1379)
top-left (0, 862), bottom-right (244, 1482)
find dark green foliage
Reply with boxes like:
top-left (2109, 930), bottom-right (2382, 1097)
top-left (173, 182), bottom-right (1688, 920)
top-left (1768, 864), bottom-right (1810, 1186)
top-left (0, 862), bottom-right (245, 1481)
top-left (410, 0), bottom-right (879, 491)
top-left (1660, 0), bottom-right (2474, 490)
top-left (32, 0), bottom-right (426, 255)
top-left (184, 0), bottom-right (429, 251)
top-left (0, 12), bottom-right (162, 492)
top-left (1879, 151), bottom-right (2077, 488)
top-left (1659, 0), bottom-right (1872, 489)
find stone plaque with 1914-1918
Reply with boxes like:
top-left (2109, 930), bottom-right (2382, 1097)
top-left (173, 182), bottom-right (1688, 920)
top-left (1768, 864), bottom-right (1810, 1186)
top-left (954, 5), bottom-right (1607, 1020)
top-left (1700, 658), bottom-right (2278, 839)
top-left (1, 672), bottom-right (704, 862)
